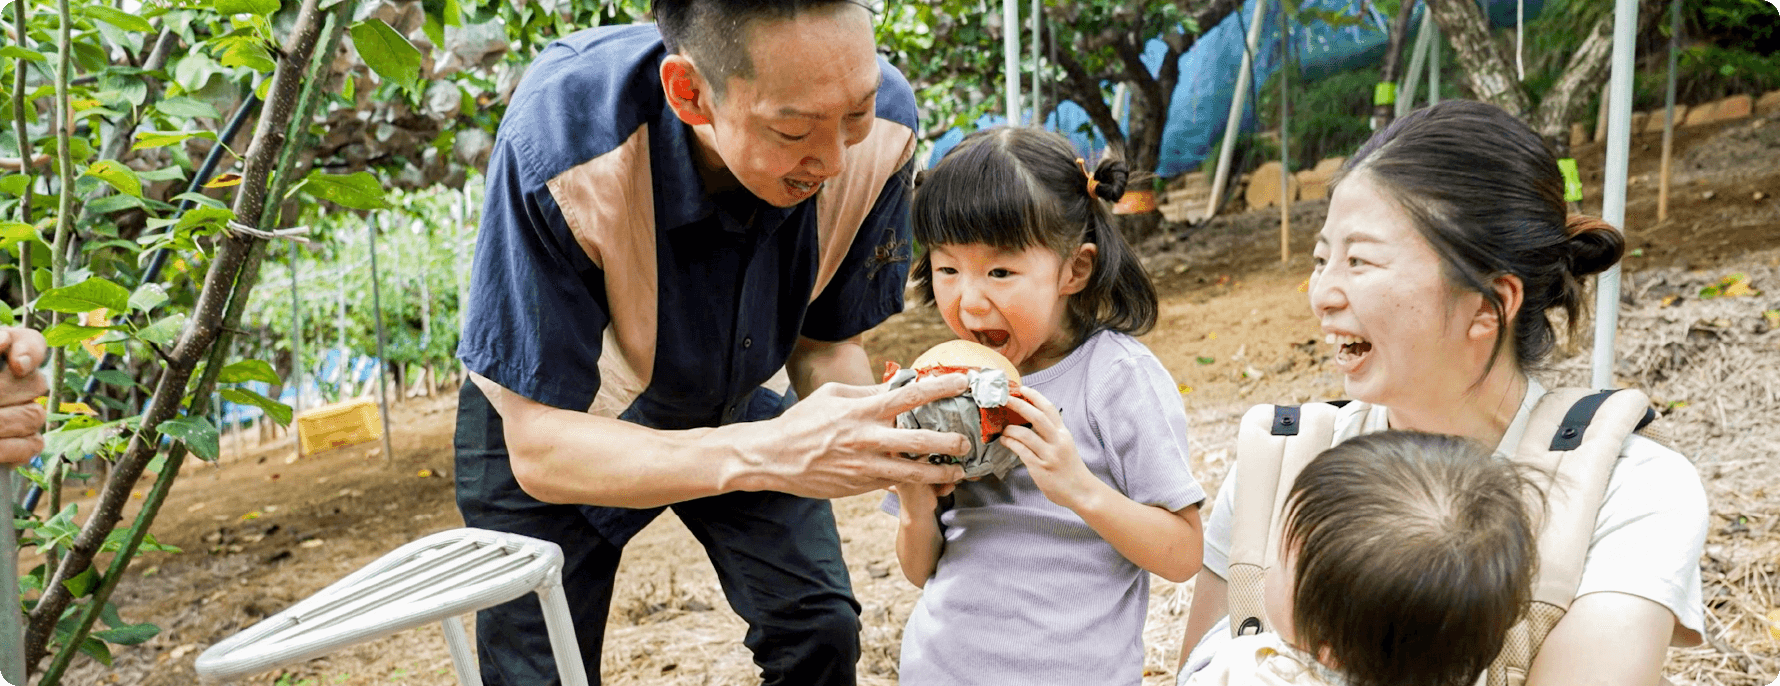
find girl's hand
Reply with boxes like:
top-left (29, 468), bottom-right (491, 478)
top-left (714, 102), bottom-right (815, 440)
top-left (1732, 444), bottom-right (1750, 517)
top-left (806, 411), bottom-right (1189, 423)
top-left (891, 480), bottom-right (956, 515)
top-left (1001, 387), bottom-right (1101, 512)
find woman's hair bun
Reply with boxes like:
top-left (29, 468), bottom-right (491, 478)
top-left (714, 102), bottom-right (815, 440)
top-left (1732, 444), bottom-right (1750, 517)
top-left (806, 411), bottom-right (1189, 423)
top-left (1091, 157), bottom-right (1129, 203)
top-left (1561, 214), bottom-right (1626, 277)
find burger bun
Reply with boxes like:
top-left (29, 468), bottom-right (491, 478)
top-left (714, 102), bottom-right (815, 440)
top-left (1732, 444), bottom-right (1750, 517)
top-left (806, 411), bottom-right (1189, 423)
top-left (911, 340), bottom-right (1022, 384)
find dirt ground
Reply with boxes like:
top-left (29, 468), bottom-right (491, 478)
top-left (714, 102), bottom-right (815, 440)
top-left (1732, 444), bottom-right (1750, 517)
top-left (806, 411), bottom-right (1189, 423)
top-left (26, 109), bottom-right (1780, 686)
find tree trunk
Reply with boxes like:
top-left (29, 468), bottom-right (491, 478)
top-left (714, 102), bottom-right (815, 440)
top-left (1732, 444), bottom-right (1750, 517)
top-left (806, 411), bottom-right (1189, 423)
top-left (1425, 0), bottom-right (1530, 117)
top-left (1529, 13), bottom-right (1614, 156)
top-left (1374, 0), bottom-right (1421, 129)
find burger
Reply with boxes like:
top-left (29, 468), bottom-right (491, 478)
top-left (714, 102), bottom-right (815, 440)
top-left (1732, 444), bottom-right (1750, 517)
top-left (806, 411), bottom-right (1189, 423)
top-left (882, 340), bottom-right (1029, 479)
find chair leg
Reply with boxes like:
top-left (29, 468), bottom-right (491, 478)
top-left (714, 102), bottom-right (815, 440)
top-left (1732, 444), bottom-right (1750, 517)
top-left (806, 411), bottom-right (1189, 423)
top-left (537, 569), bottom-right (591, 686)
top-left (441, 615), bottom-right (482, 686)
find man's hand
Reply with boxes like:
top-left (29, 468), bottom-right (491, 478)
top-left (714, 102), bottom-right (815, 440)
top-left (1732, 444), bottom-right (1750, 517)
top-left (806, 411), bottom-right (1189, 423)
top-left (0, 327), bottom-right (49, 466)
top-left (726, 373), bottom-right (970, 499)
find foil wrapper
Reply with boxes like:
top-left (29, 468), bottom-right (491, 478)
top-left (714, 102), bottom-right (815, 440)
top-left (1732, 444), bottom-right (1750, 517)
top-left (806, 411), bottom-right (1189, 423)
top-left (887, 368), bottom-right (1022, 479)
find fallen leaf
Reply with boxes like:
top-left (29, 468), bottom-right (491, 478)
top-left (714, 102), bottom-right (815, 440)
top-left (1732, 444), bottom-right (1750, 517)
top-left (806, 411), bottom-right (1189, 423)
top-left (1196, 356), bottom-right (1215, 365)
top-left (1765, 310), bottom-right (1780, 329)
top-left (240, 511), bottom-right (261, 521)
top-left (1178, 385), bottom-right (1194, 395)
top-left (417, 469), bottom-right (433, 478)
top-left (300, 539), bottom-right (324, 548)
top-left (1768, 608), bottom-right (1780, 641)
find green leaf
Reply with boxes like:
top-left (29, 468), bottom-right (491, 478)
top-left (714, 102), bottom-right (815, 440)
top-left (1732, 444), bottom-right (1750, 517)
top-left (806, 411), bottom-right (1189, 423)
top-left (215, 0), bottom-right (282, 15)
top-left (38, 505), bottom-right (80, 549)
top-left (136, 312), bottom-right (187, 347)
top-left (35, 277), bottom-right (131, 314)
top-left (291, 170), bottom-right (390, 210)
top-left (159, 415), bottom-right (219, 461)
top-left (43, 322), bottom-right (111, 347)
top-left (1196, 356), bottom-right (1215, 365)
top-left (212, 35), bottom-right (277, 72)
top-left (350, 19), bottom-right (422, 92)
top-left (81, 5), bottom-right (155, 33)
top-left (138, 166), bottom-right (187, 183)
top-left (129, 283), bottom-right (170, 313)
top-left (0, 46), bottom-right (46, 62)
top-left (93, 369), bottom-right (139, 390)
top-left (0, 174), bottom-right (31, 196)
top-left (63, 567), bottom-right (99, 598)
top-left (134, 130), bottom-right (217, 150)
top-left (155, 96), bottom-right (221, 120)
top-left (218, 359), bottom-right (280, 384)
top-left (223, 388), bottom-right (294, 426)
top-left (84, 160), bottom-right (144, 198)
top-left (0, 221), bottom-right (33, 248)
top-left (176, 206), bottom-right (235, 234)
top-left (78, 636), bottom-right (113, 667)
top-left (0, 305), bottom-right (13, 326)
top-left (84, 194), bottom-right (149, 215)
top-left (92, 622), bottom-right (160, 646)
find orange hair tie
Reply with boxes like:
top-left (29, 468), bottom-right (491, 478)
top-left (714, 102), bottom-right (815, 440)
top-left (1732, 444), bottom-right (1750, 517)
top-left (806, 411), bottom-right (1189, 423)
top-left (1077, 157), bottom-right (1099, 197)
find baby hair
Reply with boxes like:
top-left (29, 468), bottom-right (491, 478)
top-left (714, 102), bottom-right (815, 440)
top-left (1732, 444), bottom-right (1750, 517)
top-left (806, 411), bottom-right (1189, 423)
top-left (910, 127), bottom-right (1157, 347)
top-left (1282, 431), bottom-right (1540, 686)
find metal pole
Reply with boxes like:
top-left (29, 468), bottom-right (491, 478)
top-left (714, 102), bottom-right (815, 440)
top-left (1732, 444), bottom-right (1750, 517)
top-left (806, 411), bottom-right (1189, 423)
top-left (289, 239), bottom-right (303, 419)
top-left (1280, 10), bottom-right (1291, 263)
top-left (1205, 0), bottom-right (1271, 219)
top-left (1592, 0), bottom-right (1639, 390)
top-left (0, 466), bottom-right (23, 684)
top-left (1003, 0), bottom-right (1020, 123)
top-left (1657, 0), bottom-right (1680, 222)
top-left (1397, 9), bottom-right (1435, 119)
top-left (1030, 0), bottom-right (1040, 125)
top-left (1428, 25), bottom-right (1441, 106)
top-left (368, 214), bottom-right (395, 464)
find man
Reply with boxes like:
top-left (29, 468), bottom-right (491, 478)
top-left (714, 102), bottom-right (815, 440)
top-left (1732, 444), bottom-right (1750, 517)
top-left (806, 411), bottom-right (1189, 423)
top-left (0, 327), bottom-right (47, 466)
top-left (454, 1), bottom-right (968, 684)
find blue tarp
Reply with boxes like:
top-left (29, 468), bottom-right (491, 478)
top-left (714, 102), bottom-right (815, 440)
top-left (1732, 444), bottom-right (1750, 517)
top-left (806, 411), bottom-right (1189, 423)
top-left (218, 348), bottom-right (385, 429)
top-left (929, 0), bottom-right (1546, 177)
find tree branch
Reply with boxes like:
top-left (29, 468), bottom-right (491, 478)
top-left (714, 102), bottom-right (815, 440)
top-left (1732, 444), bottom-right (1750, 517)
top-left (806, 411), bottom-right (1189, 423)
top-left (1529, 12), bottom-right (1614, 154)
top-left (23, 0), bottom-right (332, 670)
top-left (1045, 21), bottom-right (1128, 150)
top-left (10, 0), bottom-right (36, 325)
top-left (1425, 0), bottom-right (1530, 116)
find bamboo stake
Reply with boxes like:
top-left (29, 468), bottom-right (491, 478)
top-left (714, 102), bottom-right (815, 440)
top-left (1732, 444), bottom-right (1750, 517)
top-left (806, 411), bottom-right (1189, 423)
top-left (1656, 0), bottom-right (1679, 222)
top-left (368, 214), bottom-right (394, 465)
top-left (1205, 0), bottom-right (1270, 219)
top-left (1280, 6), bottom-right (1291, 263)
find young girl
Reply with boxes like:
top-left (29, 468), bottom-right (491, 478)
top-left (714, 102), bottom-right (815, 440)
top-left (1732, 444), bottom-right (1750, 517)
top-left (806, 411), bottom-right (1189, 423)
top-left (1183, 431), bottom-right (1537, 686)
top-left (884, 127), bottom-right (1206, 685)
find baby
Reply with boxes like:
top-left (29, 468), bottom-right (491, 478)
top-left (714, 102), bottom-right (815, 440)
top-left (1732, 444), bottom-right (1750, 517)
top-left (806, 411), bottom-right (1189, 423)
top-left (1185, 431), bottom-right (1537, 686)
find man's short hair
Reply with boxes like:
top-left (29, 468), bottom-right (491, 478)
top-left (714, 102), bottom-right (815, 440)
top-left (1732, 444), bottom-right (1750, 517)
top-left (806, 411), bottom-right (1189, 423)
top-left (653, 0), bottom-right (871, 99)
top-left (1283, 431), bottom-right (1540, 686)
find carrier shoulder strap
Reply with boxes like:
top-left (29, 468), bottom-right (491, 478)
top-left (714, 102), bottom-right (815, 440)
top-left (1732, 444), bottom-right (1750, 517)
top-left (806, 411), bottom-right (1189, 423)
top-left (1487, 386), bottom-right (1653, 686)
top-left (1226, 402), bottom-right (1343, 637)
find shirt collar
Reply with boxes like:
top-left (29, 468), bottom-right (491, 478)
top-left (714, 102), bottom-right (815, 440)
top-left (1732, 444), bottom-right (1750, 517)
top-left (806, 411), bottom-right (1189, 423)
top-left (649, 99), bottom-right (796, 236)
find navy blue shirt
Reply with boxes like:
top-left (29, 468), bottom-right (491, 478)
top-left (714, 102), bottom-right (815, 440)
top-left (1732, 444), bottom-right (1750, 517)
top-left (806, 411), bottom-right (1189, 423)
top-left (459, 25), bottom-right (916, 444)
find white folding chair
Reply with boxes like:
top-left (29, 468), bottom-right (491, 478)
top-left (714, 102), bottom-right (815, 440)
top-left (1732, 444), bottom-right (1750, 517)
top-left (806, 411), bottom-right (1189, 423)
top-left (195, 528), bottom-right (588, 686)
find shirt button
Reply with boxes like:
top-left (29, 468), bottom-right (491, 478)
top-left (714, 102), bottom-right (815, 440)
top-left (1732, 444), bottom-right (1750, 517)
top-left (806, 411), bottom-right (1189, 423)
top-left (742, 337), bottom-right (752, 349)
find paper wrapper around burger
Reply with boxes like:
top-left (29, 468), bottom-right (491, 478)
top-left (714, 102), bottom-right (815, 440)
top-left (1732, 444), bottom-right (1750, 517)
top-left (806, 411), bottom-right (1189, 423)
top-left (881, 342), bottom-right (1030, 480)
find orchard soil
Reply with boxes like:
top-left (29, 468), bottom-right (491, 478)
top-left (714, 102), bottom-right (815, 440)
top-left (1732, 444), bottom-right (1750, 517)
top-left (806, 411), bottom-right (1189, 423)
top-left (31, 113), bottom-right (1780, 685)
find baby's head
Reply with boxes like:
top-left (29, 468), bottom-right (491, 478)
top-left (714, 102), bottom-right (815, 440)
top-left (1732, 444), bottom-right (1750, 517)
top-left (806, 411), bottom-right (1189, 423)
top-left (910, 127), bottom-right (1156, 366)
top-left (1269, 431), bottom-right (1538, 686)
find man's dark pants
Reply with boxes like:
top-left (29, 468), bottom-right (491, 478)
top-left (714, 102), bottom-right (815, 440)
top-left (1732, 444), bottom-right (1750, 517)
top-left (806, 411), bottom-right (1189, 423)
top-left (453, 381), bottom-right (861, 685)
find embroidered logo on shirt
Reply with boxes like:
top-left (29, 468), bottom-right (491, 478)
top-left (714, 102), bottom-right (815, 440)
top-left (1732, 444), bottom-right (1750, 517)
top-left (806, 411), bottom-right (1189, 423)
top-left (867, 227), bottom-right (910, 281)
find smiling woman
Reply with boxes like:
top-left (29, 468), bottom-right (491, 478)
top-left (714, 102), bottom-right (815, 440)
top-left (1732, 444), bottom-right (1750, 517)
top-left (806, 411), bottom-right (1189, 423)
top-left (1178, 100), bottom-right (1709, 686)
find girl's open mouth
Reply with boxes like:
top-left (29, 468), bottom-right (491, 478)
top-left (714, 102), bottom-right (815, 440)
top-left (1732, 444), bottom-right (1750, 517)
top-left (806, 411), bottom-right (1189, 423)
top-left (1327, 333), bottom-right (1373, 372)
top-left (975, 329), bottom-right (1011, 348)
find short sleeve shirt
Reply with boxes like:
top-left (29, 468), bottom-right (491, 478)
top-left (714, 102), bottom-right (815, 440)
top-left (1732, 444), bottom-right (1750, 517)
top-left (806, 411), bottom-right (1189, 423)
top-left (457, 23), bottom-right (919, 432)
top-left (883, 331), bottom-right (1206, 685)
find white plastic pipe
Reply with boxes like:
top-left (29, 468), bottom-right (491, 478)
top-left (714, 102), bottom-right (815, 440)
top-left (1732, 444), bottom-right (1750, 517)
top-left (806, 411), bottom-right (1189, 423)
top-left (1031, 0), bottom-right (1040, 123)
top-left (1593, 0), bottom-right (1639, 389)
top-left (1205, 0), bottom-right (1271, 219)
top-left (0, 467), bottom-right (24, 684)
top-left (1397, 9), bottom-right (1435, 119)
top-left (1003, 0), bottom-right (1019, 123)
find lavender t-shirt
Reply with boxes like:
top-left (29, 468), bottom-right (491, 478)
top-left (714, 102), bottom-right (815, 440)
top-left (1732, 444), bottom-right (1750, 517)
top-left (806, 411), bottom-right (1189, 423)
top-left (884, 330), bottom-right (1206, 685)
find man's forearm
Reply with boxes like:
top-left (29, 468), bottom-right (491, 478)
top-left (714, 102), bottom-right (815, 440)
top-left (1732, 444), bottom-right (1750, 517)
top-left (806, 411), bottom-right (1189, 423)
top-left (504, 403), bottom-right (764, 507)
top-left (787, 335), bottom-right (875, 398)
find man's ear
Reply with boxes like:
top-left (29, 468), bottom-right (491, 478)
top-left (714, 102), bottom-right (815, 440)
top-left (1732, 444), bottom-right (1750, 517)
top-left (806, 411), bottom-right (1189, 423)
top-left (1060, 243), bottom-right (1097, 296)
top-left (1468, 272), bottom-right (1524, 343)
top-left (661, 55), bottom-right (713, 127)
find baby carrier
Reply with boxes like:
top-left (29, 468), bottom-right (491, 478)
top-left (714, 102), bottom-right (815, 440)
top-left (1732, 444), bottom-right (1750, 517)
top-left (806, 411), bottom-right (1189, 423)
top-left (1224, 388), bottom-right (1661, 686)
